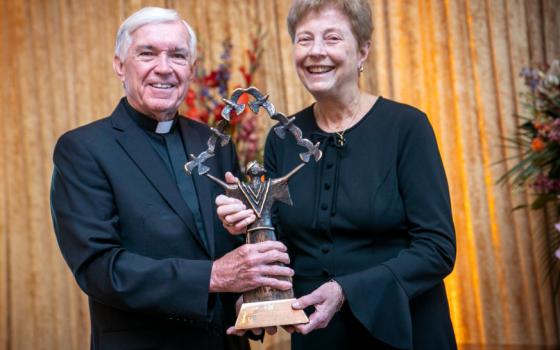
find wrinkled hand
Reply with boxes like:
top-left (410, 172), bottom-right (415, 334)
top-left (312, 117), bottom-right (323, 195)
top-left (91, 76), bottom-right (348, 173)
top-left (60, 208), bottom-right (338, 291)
top-left (210, 241), bottom-right (294, 293)
top-left (216, 172), bottom-right (256, 235)
top-left (283, 280), bottom-right (345, 335)
top-left (226, 296), bottom-right (278, 337)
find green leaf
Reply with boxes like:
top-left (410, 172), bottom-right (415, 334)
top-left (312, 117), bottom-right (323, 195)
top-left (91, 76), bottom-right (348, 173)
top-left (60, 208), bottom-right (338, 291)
top-left (531, 194), bottom-right (558, 209)
top-left (511, 204), bottom-right (528, 211)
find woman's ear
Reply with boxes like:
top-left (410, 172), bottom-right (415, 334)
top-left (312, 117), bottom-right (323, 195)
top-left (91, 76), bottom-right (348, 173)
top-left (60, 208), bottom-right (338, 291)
top-left (358, 40), bottom-right (371, 69)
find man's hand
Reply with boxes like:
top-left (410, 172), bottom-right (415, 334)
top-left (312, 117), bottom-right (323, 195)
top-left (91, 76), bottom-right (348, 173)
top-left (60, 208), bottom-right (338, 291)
top-left (210, 241), bottom-right (294, 293)
top-left (216, 172), bottom-right (256, 234)
top-left (283, 280), bottom-right (345, 335)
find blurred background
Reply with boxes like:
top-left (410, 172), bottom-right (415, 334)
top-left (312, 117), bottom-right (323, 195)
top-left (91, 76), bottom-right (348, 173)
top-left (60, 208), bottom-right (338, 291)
top-left (1, 0), bottom-right (559, 349)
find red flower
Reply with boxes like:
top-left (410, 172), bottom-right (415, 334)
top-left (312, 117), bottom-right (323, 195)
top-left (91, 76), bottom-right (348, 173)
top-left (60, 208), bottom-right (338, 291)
top-left (246, 49), bottom-right (256, 64)
top-left (228, 92), bottom-right (250, 125)
top-left (531, 137), bottom-right (546, 152)
top-left (186, 108), bottom-right (209, 123)
top-left (239, 66), bottom-right (252, 86)
top-left (212, 103), bottom-right (225, 122)
top-left (182, 31), bottom-right (266, 169)
top-left (204, 71), bottom-right (220, 87)
top-left (185, 88), bottom-right (197, 107)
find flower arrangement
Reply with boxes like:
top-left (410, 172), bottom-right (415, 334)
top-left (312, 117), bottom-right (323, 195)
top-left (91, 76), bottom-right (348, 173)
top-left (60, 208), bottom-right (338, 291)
top-left (499, 59), bottom-right (560, 265)
top-left (184, 27), bottom-right (265, 169)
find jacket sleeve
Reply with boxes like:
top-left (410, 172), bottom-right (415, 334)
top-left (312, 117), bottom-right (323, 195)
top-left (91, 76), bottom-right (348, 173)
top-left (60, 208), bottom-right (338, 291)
top-left (336, 113), bottom-right (456, 349)
top-left (50, 131), bottom-right (213, 321)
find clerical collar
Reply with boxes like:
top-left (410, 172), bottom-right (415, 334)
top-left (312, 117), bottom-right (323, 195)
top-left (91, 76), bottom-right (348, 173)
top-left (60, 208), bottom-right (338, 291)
top-left (123, 98), bottom-right (178, 134)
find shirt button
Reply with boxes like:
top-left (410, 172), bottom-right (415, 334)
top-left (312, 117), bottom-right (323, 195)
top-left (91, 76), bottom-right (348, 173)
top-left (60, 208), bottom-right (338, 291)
top-left (321, 203), bottom-right (328, 210)
top-left (324, 183), bottom-right (331, 190)
top-left (326, 162), bottom-right (334, 169)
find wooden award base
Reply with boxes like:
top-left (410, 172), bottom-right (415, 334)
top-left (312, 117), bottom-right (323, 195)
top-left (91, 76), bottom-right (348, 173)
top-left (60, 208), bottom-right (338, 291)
top-left (234, 298), bottom-right (309, 330)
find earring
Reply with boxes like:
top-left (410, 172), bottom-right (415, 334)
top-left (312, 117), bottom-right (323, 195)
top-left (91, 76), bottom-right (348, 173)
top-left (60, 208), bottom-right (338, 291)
top-left (359, 65), bottom-right (364, 73)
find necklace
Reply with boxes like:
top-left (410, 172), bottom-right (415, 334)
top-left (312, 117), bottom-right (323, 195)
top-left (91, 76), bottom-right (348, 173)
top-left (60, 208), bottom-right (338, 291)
top-left (333, 112), bottom-right (358, 147)
top-left (315, 96), bottom-right (362, 147)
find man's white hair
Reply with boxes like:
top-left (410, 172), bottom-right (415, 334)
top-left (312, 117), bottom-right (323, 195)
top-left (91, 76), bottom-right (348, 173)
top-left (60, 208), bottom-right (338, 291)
top-left (115, 7), bottom-right (197, 64)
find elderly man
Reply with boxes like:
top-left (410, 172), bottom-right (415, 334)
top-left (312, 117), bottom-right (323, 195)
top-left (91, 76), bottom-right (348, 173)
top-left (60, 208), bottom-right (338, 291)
top-left (50, 7), bottom-right (292, 350)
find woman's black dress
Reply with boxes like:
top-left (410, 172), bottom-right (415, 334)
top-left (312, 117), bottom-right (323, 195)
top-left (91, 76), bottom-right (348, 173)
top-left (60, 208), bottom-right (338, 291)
top-left (264, 97), bottom-right (457, 350)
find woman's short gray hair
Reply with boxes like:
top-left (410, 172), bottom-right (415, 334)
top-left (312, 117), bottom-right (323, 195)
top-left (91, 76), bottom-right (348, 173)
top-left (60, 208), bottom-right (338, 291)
top-left (115, 7), bottom-right (197, 64)
top-left (287, 0), bottom-right (373, 49)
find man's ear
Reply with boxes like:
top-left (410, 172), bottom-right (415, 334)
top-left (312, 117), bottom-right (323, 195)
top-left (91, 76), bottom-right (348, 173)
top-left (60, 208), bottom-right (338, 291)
top-left (188, 58), bottom-right (198, 82)
top-left (113, 56), bottom-right (125, 82)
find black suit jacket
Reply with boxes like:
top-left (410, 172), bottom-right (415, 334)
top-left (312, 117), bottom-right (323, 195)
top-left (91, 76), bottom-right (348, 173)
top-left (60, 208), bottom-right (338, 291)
top-left (51, 99), bottom-right (249, 350)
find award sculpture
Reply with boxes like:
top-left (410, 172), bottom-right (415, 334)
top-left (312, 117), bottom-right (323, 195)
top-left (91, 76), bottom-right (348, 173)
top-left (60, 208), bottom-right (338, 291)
top-left (185, 87), bottom-right (322, 330)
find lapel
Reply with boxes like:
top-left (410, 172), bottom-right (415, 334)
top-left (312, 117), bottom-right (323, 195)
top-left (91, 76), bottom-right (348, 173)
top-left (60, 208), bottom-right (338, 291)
top-left (110, 100), bottom-right (210, 255)
top-left (179, 118), bottom-right (216, 259)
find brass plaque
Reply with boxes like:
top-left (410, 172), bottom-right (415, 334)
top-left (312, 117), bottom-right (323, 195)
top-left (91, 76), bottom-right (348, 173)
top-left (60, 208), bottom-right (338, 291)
top-left (234, 298), bottom-right (309, 330)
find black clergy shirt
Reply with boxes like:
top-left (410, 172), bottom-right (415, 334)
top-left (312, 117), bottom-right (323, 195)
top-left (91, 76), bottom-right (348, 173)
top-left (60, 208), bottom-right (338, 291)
top-left (123, 99), bottom-right (209, 250)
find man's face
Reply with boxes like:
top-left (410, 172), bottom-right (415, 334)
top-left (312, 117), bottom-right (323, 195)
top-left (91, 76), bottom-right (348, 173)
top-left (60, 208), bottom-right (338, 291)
top-left (113, 21), bottom-right (193, 120)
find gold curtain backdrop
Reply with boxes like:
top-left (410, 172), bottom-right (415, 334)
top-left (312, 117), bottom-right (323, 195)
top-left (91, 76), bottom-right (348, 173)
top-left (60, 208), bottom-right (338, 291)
top-left (1, 0), bottom-right (559, 349)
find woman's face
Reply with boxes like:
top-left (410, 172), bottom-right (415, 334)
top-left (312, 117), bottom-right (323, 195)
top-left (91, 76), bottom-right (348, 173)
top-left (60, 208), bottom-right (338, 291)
top-left (292, 5), bottom-right (368, 98)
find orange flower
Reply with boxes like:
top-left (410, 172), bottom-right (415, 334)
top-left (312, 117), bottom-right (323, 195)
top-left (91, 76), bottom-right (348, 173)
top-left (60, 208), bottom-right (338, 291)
top-left (531, 137), bottom-right (546, 152)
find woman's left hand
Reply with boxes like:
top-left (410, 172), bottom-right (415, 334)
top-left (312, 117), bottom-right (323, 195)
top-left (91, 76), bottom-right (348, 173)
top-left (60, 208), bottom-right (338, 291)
top-left (284, 280), bottom-right (345, 335)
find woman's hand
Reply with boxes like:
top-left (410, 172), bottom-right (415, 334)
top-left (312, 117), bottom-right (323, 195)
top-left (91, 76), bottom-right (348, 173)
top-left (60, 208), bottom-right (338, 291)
top-left (216, 172), bottom-right (256, 234)
top-left (283, 280), bottom-right (345, 335)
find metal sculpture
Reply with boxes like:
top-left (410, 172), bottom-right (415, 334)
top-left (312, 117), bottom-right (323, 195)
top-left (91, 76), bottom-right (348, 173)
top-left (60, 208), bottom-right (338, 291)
top-left (185, 87), bottom-right (322, 329)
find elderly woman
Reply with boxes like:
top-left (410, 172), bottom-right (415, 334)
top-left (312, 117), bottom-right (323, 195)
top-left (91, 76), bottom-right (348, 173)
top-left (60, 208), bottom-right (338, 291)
top-left (218, 0), bottom-right (457, 349)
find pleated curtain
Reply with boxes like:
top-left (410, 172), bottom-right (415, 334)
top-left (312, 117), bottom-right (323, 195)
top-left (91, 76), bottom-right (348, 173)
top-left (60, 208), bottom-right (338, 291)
top-left (0, 0), bottom-right (559, 349)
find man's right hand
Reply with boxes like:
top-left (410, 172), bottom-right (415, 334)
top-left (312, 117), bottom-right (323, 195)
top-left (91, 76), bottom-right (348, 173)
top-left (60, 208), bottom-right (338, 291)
top-left (209, 241), bottom-right (293, 293)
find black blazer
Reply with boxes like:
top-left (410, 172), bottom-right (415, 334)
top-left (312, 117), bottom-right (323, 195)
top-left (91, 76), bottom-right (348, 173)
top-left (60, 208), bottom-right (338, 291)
top-left (51, 99), bottom-right (249, 350)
